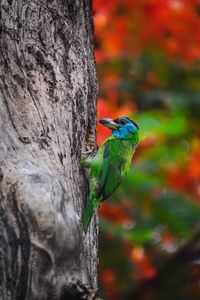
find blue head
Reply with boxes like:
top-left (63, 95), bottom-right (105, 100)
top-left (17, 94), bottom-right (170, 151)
top-left (99, 116), bottom-right (139, 140)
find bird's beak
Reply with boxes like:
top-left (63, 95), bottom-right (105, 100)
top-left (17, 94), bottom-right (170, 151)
top-left (99, 118), bottom-right (119, 129)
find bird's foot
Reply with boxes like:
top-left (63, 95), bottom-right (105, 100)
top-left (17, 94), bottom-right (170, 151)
top-left (81, 145), bottom-right (95, 168)
top-left (81, 145), bottom-right (94, 159)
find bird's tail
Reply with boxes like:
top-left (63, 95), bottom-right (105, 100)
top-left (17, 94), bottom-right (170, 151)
top-left (82, 195), bottom-right (99, 234)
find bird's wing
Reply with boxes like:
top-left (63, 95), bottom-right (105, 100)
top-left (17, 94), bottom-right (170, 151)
top-left (96, 138), bottom-right (126, 201)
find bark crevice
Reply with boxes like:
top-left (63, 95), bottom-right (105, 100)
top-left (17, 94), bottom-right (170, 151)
top-left (0, 0), bottom-right (98, 299)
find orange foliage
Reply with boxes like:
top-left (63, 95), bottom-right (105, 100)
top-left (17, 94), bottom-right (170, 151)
top-left (94, 0), bottom-right (200, 63)
top-left (130, 246), bottom-right (157, 279)
top-left (99, 268), bottom-right (118, 300)
top-left (99, 201), bottom-right (134, 226)
top-left (94, 0), bottom-right (200, 297)
top-left (168, 138), bottom-right (200, 200)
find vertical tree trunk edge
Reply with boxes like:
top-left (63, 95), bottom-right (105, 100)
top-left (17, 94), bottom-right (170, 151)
top-left (0, 0), bottom-right (98, 299)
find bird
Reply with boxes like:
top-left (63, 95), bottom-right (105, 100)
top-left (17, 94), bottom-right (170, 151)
top-left (82, 116), bottom-right (139, 234)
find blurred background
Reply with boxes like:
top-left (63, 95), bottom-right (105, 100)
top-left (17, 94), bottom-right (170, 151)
top-left (93, 1), bottom-right (200, 299)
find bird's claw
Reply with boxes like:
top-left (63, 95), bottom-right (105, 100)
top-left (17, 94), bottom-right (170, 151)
top-left (82, 145), bottom-right (94, 158)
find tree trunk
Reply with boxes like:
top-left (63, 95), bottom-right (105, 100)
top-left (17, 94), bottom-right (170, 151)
top-left (0, 1), bottom-right (98, 299)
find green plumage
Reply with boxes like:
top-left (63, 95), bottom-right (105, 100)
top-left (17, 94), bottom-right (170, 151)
top-left (82, 117), bottom-right (139, 233)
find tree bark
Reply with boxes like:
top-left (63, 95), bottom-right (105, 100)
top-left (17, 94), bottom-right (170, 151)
top-left (0, 1), bottom-right (98, 299)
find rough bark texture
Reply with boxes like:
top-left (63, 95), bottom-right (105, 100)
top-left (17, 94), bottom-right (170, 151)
top-left (0, 1), bottom-right (98, 299)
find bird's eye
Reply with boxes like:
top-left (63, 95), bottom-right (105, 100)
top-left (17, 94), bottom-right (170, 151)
top-left (120, 119), bottom-right (126, 125)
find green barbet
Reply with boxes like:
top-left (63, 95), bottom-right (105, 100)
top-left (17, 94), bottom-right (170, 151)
top-left (82, 116), bottom-right (139, 233)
